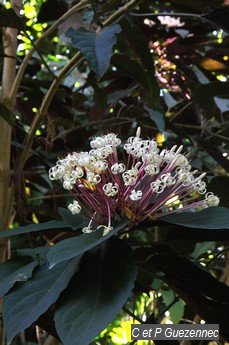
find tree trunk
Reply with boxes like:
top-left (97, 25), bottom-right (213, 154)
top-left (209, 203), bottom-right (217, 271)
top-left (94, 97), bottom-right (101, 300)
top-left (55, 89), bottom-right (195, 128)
top-left (0, 0), bottom-right (22, 260)
top-left (0, 6), bottom-right (22, 345)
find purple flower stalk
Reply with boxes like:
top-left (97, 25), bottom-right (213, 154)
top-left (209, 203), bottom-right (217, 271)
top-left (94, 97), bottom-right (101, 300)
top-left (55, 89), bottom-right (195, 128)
top-left (49, 128), bottom-right (219, 235)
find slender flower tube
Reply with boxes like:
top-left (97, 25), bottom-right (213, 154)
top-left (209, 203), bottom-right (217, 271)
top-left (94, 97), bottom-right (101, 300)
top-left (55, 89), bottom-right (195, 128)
top-left (49, 128), bottom-right (219, 235)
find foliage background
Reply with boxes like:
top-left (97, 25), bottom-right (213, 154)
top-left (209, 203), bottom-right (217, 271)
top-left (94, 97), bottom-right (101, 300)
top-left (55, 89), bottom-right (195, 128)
top-left (0, 0), bottom-right (229, 344)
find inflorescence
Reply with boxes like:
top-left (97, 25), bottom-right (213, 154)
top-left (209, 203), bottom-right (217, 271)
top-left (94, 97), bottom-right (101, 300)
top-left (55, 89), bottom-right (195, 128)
top-left (49, 128), bottom-right (219, 235)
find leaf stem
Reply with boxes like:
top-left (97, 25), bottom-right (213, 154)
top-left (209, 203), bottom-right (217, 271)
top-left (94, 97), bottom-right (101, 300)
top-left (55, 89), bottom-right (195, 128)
top-left (89, 0), bottom-right (103, 27)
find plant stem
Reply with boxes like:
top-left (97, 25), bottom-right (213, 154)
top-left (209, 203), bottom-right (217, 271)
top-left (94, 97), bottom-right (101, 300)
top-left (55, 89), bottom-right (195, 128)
top-left (8, 0), bottom-right (88, 106)
top-left (19, 52), bottom-right (83, 168)
top-left (103, 0), bottom-right (142, 27)
top-left (123, 306), bottom-right (143, 323)
top-left (170, 101), bottom-right (193, 121)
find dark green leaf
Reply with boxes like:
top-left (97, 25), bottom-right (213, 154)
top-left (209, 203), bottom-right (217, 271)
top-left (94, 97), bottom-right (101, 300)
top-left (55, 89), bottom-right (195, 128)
top-left (58, 207), bottom-right (88, 230)
top-left (165, 225), bottom-right (229, 242)
top-left (170, 284), bottom-right (228, 336)
top-left (54, 238), bottom-right (137, 345)
top-left (192, 242), bottom-right (216, 259)
top-left (66, 25), bottom-right (121, 78)
top-left (214, 96), bottom-right (229, 113)
top-left (163, 91), bottom-right (179, 110)
top-left (170, 0), bottom-right (222, 10)
top-left (192, 82), bottom-right (229, 117)
top-left (3, 257), bottom-right (81, 344)
top-left (107, 85), bottom-right (138, 104)
top-left (0, 256), bottom-right (37, 297)
top-left (169, 299), bottom-right (185, 324)
top-left (160, 289), bottom-right (184, 323)
top-left (150, 251), bottom-right (229, 303)
top-left (175, 29), bottom-right (189, 39)
top-left (147, 109), bottom-right (165, 132)
top-left (112, 54), bottom-right (150, 89)
top-left (121, 16), bottom-right (155, 71)
top-left (0, 103), bottom-right (15, 126)
top-left (37, 0), bottom-right (68, 23)
top-left (17, 247), bottom-right (49, 263)
top-left (198, 140), bottom-right (229, 171)
top-left (0, 220), bottom-right (69, 238)
top-left (208, 176), bottom-right (229, 207)
top-left (161, 207), bottom-right (229, 229)
top-left (149, 251), bottom-right (229, 334)
top-left (112, 54), bottom-right (159, 101)
top-left (47, 220), bottom-right (128, 267)
top-left (0, 5), bottom-right (23, 29)
top-left (191, 65), bottom-right (209, 84)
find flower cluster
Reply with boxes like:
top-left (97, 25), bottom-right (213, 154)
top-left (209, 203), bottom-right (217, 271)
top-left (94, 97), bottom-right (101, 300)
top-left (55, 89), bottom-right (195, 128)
top-left (49, 129), bottom-right (219, 235)
top-left (158, 15), bottom-right (184, 28)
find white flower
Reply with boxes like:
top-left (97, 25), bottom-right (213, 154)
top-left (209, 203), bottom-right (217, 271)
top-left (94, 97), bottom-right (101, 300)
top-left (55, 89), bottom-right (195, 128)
top-left (175, 154), bottom-right (189, 168)
top-left (103, 183), bottom-right (119, 197)
top-left (77, 152), bottom-right (91, 166)
top-left (90, 133), bottom-right (121, 148)
top-left (177, 171), bottom-right (194, 186)
top-left (160, 173), bottom-right (176, 187)
top-left (145, 163), bottom-right (160, 175)
top-left (72, 167), bottom-right (84, 179)
top-left (151, 180), bottom-right (165, 193)
top-left (82, 226), bottom-right (94, 233)
top-left (205, 192), bottom-right (220, 207)
top-left (122, 168), bottom-right (138, 186)
top-left (63, 180), bottom-right (74, 190)
top-left (49, 165), bottom-right (65, 180)
top-left (192, 173), bottom-right (207, 194)
top-left (94, 160), bottom-right (108, 172)
top-left (86, 172), bottom-right (101, 185)
top-left (111, 163), bottom-right (126, 174)
top-left (97, 225), bottom-right (113, 235)
top-left (104, 133), bottom-right (121, 146)
top-left (144, 18), bottom-right (156, 27)
top-left (142, 152), bottom-right (161, 165)
top-left (130, 190), bottom-right (142, 201)
top-left (124, 136), bottom-right (158, 159)
top-left (90, 136), bottom-right (106, 149)
top-left (68, 200), bottom-right (81, 214)
top-left (50, 128), bottom-right (220, 235)
top-left (160, 149), bottom-right (176, 163)
top-left (158, 15), bottom-right (184, 28)
top-left (90, 147), bottom-right (113, 159)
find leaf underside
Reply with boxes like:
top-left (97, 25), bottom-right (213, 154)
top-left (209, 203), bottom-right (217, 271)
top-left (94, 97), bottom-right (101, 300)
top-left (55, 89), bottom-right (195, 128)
top-left (0, 256), bottom-right (37, 297)
top-left (66, 24), bottom-right (121, 78)
top-left (47, 219), bottom-right (128, 267)
top-left (161, 206), bottom-right (229, 229)
top-left (3, 257), bottom-right (81, 344)
top-left (55, 238), bottom-right (137, 345)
